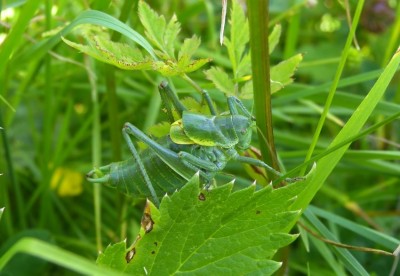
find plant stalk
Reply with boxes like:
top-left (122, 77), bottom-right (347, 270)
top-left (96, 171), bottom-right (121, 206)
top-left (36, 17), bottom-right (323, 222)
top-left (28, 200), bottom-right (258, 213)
top-left (247, 0), bottom-right (280, 179)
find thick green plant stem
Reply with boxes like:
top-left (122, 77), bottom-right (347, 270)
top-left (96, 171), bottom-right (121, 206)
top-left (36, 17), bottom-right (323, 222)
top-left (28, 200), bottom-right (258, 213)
top-left (247, 0), bottom-right (280, 179)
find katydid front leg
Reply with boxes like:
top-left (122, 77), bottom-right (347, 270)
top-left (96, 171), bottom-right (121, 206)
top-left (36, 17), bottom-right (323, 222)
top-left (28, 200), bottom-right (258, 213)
top-left (227, 96), bottom-right (255, 120)
top-left (159, 81), bottom-right (217, 116)
top-left (158, 81), bottom-right (187, 118)
top-left (201, 90), bottom-right (217, 115)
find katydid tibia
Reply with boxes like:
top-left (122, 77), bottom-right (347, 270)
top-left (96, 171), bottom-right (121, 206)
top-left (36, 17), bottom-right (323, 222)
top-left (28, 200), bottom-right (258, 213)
top-left (87, 81), bottom-right (302, 206)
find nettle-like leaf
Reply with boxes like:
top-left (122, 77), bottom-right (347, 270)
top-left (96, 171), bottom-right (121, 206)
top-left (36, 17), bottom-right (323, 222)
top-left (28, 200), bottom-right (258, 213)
top-left (269, 24), bottom-right (281, 54)
top-left (63, 2), bottom-right (210, 77)
top-left (270, 53), bottom-right (303, 93)
top-left (138, 1), bottom-right (211, 75)
top-left (205, 0), bottom-right (299, 99)
top-left (178, 36), bottom-right (200, 67)
top-left (62, 31), bottom-right (154, 70)
top-left (138, 1), bottom-right (170, 55)
top-left (97, 173), bottom-right (313, 275)
top-left (239, 80), bottom-right (253, 99)
top-left (224, 0), bottom-right (249, 75)
top-left (204, 67), bottom-right (235, 94)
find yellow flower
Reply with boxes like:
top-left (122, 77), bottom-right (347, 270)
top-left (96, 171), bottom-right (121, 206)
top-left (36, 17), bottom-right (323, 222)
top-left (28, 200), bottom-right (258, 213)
top-left (51, 168), bottom-right (83, 196)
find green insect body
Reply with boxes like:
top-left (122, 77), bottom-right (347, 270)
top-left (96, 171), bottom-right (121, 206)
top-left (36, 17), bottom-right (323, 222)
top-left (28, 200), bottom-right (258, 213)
top-left (87, 81), bottom-right (300, 206)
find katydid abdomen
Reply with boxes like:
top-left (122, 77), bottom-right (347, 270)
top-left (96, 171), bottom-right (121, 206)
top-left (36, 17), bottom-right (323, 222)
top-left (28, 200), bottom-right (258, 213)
top-left (108, 155), bottom-right (186, 199)
top-left (90, 136), bottom-right (201, 199)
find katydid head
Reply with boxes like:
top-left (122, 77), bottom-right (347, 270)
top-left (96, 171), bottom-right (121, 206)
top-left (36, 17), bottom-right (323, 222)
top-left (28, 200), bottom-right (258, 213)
top-left (232, 115), bottom-right (255, 150)
top-left (86, 165), bottom-right (111, 184)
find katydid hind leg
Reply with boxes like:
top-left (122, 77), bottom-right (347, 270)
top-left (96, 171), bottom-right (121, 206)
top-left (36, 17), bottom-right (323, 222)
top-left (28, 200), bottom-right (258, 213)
top-left (123, 123), bottom-right (196, 182)
top-left (122, 125), bottom-right (160, 206)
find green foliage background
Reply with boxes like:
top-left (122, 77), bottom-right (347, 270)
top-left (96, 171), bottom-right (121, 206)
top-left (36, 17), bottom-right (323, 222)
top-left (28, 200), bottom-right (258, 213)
top-left (0, 0), bottom-right (399, 275)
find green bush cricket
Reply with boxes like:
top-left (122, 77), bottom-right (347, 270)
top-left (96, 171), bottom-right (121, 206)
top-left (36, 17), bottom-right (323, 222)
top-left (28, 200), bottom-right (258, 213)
top-left (87, 81), bottom-right (301, 206)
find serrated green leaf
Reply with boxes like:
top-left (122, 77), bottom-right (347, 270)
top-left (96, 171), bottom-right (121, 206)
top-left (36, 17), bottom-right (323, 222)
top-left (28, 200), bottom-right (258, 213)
top-left (270, 53), bottom-right (303, 93)
top-left (236, 52), bottom-right (252, 77)
top-left (138, 1), bottom-right (166, 52)
top-left (239, 80), bottom-right (253, 99)
top-left (225, 0), bottom-right (249, 76)
top-left (204, 67), bottom-right (235, 95)
top-left (180, 97), bottom-right (204, 113)
top-left (180, 58), bottom-right (212, 74)
top-left (153, 58), bottom-right (211, 77)
top-left (178, 36), bottom-right (201, 68)
top-left (163, 14), bottom-right (180, 58)
top-left (269, 24), bottom-right (281, 54)
top-left (62, 26), bottom-right (154, 71)
top-left (97, 241), bottom-right (127, 271)
top-left (147, 122), bottom-right (171, 138)
top-left (97, 173), bottom-right (311, 275)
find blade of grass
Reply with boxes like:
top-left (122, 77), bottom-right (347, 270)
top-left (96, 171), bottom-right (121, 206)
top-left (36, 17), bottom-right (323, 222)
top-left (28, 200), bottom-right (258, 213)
top-left (300, 0), bottom-right (365, 175)
top-left (11, 9), bottom-right (156, 76)
top-left (290, 48), bottom-right (400, 212)
top-left (273, 68), bottom-right (391, 105)
top-left (0, 109), bottom-right (23, 231)
top-left (382, 1), bottom-right (400, 66)
top-left (305, 226), bottom-right (347, 275)
top-left (0, 238), bottom-right (125, 276)
top-left (303, 209), bottom-right (369, 276)
top-left (0, 0), bottom-right (41, 76)
top-left (309, 205), bottom-right (400, 250)
top-left (275, 108), bottom-right (400, 182)
top-left (84, 55), bottom-right (102, 252)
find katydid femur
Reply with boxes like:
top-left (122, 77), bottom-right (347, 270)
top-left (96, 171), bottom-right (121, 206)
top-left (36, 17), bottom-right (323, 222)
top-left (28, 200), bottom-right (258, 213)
top-left (87, 81), bottom-right (301, 206)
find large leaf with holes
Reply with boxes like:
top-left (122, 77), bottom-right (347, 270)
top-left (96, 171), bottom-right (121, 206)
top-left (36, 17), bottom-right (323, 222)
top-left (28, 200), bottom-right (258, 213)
top-left (97, 170), bottom-right (314, 275)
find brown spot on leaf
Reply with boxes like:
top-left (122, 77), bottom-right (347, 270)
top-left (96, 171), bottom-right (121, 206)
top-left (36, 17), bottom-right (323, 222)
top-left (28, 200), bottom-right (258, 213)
top-left (141, 213), bottom-right (154, 233)
top-left (154, 242), bottom-right (158, 247)
top-left (125, 248), bottom-right (136, 263)
top-left (198, 192), bottom-right (206, 201)
top-left (141, 200), bottom-right (155, 233)
top-left (151, 251), bottom-right (155, 254)
top-left (256, 210), bottom-right (261, 215)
